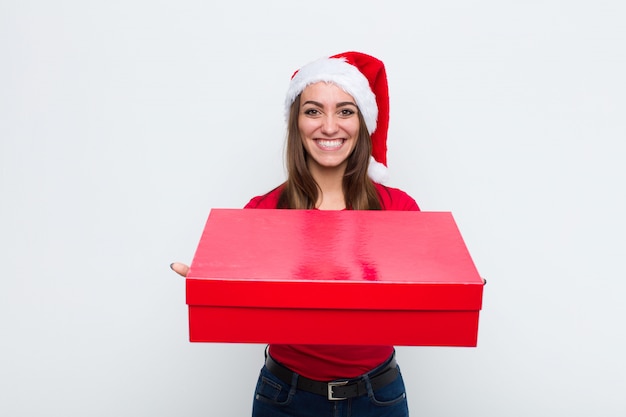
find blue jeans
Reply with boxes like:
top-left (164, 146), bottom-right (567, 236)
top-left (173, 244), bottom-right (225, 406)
top-left (251, 358), bottom-right (409, 417)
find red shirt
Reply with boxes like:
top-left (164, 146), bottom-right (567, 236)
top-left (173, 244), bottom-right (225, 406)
top-left (244, 182), bottom-right (420, 381)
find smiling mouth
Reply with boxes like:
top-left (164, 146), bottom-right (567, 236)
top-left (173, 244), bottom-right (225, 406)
top-left (315, 139), bottom-right (345, 150)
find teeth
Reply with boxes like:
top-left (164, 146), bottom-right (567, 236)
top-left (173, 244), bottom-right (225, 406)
top-left (317, 139), bottom-right (343, 148)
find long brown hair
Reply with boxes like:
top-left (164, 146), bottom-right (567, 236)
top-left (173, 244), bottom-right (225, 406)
top-left (277, 95), bottom-right (381, 210)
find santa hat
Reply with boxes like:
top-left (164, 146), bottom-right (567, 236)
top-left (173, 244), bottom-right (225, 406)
top-left (285, 51), bottom-right (390, 183)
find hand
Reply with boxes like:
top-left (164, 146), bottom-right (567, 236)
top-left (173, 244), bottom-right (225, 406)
top-left (170, 262), bottom-right (190, 277)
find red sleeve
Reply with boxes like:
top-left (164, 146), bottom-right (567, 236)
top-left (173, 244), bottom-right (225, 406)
top-left (244, 185), bottom-right (282, 209)
top-left (374, 183), bottom-right (420, 211)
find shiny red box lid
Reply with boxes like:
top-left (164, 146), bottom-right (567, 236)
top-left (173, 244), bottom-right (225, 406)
top-left (186, 209), bottom-right (484, 346)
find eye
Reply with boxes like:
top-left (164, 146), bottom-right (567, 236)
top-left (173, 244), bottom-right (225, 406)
top-left (303, 108), bottom-right (321, 116)
top-left (339, 108), bottom-right (356, 117)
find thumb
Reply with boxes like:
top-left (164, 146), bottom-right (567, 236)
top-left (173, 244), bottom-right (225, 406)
top-left (169, 262), bottom-right (190, 277)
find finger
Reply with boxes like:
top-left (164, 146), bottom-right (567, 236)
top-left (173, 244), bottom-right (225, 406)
top-left (169, 262), bottom-right (190, 277)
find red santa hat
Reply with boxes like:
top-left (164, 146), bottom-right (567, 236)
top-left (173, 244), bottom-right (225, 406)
top-left (285, 51), bottom-right (390, 183)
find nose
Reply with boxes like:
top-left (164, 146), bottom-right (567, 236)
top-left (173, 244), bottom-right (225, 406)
top-left (320, 114), bottom-right (339, 135)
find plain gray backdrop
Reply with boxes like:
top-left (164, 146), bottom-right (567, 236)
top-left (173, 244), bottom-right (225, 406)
top-left (1, 1), bottom-right (625, 416)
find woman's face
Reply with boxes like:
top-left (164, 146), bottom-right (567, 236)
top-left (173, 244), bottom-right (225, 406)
top-left (298, 82), bottom-right (360, 174)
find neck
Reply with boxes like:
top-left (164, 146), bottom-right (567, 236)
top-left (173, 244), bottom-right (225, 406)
top-left (309, 163), bottom-right (346, 210)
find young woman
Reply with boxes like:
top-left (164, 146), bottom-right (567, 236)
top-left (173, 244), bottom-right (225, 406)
top-left (172, 51), bottom-right (419, 417)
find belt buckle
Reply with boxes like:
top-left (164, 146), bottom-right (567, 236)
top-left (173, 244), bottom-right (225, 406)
top-left (327, 380), bottom-right (349, 401)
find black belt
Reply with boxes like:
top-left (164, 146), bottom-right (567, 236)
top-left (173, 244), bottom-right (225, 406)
top-left (265, 352), bottom-right (399, 401)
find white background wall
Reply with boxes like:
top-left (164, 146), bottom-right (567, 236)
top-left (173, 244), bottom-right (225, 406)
top-left (2, 1), bottom-right (625, 416)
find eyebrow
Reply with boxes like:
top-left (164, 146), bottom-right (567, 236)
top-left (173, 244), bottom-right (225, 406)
top-left (302, 100), bottom-right (358, 108)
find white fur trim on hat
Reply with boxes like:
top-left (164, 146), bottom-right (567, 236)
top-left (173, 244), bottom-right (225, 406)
top-left (285, 57), bottom-right (378, 134)
top-left (368, 155), bottom-right (389, 184)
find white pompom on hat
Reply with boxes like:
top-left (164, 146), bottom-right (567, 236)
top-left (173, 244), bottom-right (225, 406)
top-left (285, 51), bottom-right (390, 183)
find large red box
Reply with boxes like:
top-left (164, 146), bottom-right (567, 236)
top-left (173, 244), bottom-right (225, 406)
top-left (186, 209), bottom-right (484, 347)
